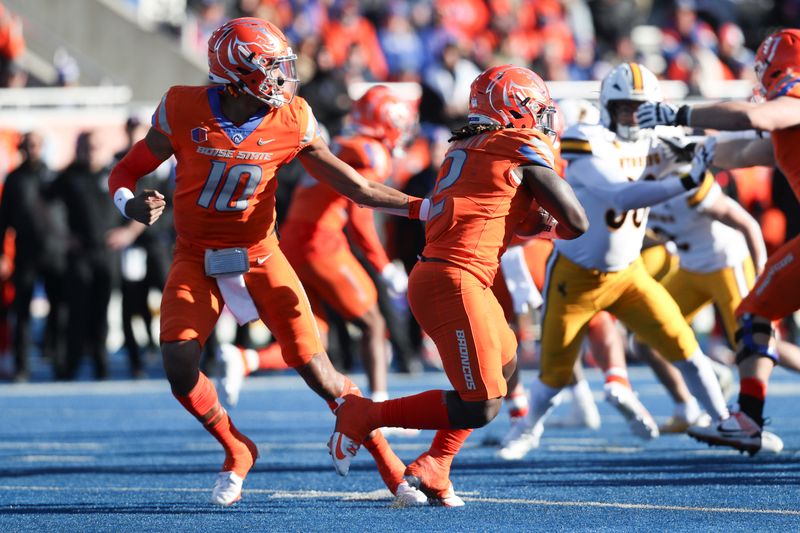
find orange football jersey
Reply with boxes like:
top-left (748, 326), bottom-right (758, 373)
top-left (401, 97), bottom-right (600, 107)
top-left (151, 85), bottom-right (320, 249)
top-left (768, 77), bottom-right (800, 201)
top-left (281, 134), bottom-right (392, 269)
top-left (422, 128), bottom-right (556, 286)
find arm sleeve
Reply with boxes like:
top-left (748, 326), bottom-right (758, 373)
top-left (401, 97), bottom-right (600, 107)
top-left (346, 202), bottom-right (391, 272)
top-left (567, 155), bottom-right (687, 212)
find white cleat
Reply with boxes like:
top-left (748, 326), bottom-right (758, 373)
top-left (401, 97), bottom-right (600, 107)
top-left (218, 343), bottom-right (246, 408)
top-left (328, 431), bottom-right (360, 476)
top-left (548, 390), bottom-right (601, 430)
top-left (430, 482), bottom-right (465, 508)
top-left (393, 480), bottom-right (429, 507)
top-left (688, 411), bottom-right (774, 456)
top-left (604, 381), bottom-right (659, 440)
top-left (497, 417), bottom-right (543, 461)
top-left (210, 471), bottom-right (244, 506)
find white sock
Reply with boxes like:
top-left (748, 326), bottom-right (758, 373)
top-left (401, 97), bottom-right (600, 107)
top-left (673, 397), bottom-right (701, 422)
top-left (529, 378), bottom-right (563, 428)
top-left (243, 349), bottom-right (259, 374)
top-left (673, 351), bottom-right (729, 421)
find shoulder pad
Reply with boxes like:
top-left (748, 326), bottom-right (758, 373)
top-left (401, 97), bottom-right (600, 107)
top-left (560, 123), bottom-right (604, 159)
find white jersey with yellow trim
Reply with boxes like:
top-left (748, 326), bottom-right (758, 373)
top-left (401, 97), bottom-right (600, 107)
top-left (555, 123), bottom-right (686, 271)
top-left (648, 178), bottom-right (749, 273)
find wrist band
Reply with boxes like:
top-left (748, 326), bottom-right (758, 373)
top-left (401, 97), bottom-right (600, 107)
top-left (676, 105), bottom-right (692, 126)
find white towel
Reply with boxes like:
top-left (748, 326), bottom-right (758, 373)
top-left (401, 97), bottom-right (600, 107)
top-left (216, 274), bottom-right (260, 325)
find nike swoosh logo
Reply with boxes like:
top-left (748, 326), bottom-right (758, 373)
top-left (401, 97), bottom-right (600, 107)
top-left (257, 138), bottom-right (274, 146)
top-left (334, 433), bottom-right (347, 461)
top-left (256, 253), bottom-right (273, 265)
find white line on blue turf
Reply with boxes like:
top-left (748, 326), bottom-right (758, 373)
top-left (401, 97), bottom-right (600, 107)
top-left (1, 486), bottom-right (798, 515)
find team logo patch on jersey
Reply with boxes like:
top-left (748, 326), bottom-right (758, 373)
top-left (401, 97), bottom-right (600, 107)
top-left (191, 127), bottom-right (208, 143)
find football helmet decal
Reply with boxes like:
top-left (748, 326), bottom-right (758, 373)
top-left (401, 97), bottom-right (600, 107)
top-left (468, 65), bottom-right (556, 139)
top-left (600, 62), bottom-right (662, 140)
top-left (208, 17), bottom-right (299, 107)
top-left (754, 29), bottom-right (800, 99)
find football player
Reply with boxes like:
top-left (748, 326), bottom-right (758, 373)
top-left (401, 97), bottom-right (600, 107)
top-left (636, 28), bottom-right (800, 454)
top-left (108, 18), bottom-right (428, 505)
top-left (498, 63), bottom-right (732, 461)
top-left (218, 86), bottom-right (415, 407)
top-left (327, 65), bottom-right (588, 506)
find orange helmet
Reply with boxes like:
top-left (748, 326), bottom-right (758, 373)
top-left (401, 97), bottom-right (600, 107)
top-left (207, 17), bottom-right (299, 107)
top-left (754, 28), bottom-right (800, 99)
top-left (349, 85), bottom-right (416, 150)
top-left (468, 65), bottom-right (556, 138)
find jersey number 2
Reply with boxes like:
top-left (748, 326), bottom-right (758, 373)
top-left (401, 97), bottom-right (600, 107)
top-left (197, 160), bottom-right (262, 212)
top-left (429, 150), bottom-right (467, 219)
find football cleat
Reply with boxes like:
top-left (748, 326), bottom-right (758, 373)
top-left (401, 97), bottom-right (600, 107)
top-left (659, 412), bottom-right (711, 434)
top-left (548, 385), bottom-right (601, 430)
top-left (328, 395), bottom-right (374, 476)
top-left (497, 417), bottom-right (543, 461)
top-left (393, 480), bottom-right (429, 507)
top-left (210, 471), bottom-right (244, 506)
top-left (604, 381), bottom-right (659, 440)
top-left (760, 430), bottom-right (784, 454)
top-left (218, 343), bottom-right (246, 408)
top-left (404, 453), bottom-right (465, 507)
top-left (687, 411), bottom-right (768, 455)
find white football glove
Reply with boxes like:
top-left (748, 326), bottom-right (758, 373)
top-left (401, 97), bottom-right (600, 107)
top-left (381, 262), bottom-right (408, 299)
top-left (635, 102), bottom-right (691, 129)
top-left (680, 137), bottom-right (717, 190)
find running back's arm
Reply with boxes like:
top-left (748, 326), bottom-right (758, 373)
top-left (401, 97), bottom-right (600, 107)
top-left (519, 165), bottom-right (588, 239)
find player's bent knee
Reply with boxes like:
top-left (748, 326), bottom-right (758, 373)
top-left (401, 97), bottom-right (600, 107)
top-left (734, 313), bottom-right (779, 366)
top-left (355, 305), bottom-right (385, 332)
top-left (161, 340), bottom-right (203, 394)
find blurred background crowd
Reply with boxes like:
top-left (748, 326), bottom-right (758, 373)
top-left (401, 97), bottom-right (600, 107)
top-left (0, 0), bottom-right (798, 383)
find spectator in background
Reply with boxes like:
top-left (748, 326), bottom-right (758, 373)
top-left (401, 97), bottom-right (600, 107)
top-left (110, 117), bottom-right (169, 378)
top-left (421, 42), bottom-right (480, 128)
top-left (0, 3), bottom-right (25, 88)
top-left (717, 22), bottom-right (756, 81)
top-left (298, 38), bottom-right (351, 136)
top-left (378, 3), bottom-right (425, 80)
top-left (0, 132), bottom-right (66, 382)
top-left (49, 131), bottom-right (124, 380)
top-left (323, 0), bottom-right (388, 81)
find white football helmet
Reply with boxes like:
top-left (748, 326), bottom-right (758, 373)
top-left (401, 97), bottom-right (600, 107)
top-left (599, 63), bottom-right (662, 140)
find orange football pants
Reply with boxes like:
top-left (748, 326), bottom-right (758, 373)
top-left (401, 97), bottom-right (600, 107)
top-left (737, 234), bottom-right (800, 320)
top-left (160, 236), bottom-right (323, 367)
top-left (409, 261), bottom-right (517, 402)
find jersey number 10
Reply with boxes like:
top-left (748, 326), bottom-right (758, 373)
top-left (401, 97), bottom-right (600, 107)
top-left (197, 160), bottom-right (263, 212)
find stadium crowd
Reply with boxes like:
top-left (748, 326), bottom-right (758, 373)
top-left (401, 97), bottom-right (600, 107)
top-left (0, 0), bottom-right (797, 400)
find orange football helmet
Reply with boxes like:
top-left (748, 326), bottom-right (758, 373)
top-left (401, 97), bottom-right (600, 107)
top-left (348, 85), bottom-right (416, 150)
top-left (754, 28), bottom-right (800, 98)
top-left (207, 17), bottom-right (299, 107)
top-left (468, 65), bottom-right (556, 138)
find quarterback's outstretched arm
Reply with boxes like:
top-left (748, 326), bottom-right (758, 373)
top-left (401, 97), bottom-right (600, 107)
top-left (520, 165), bottom-right (588, 239)
top-left (713, 136), bottom-right (775, 169)
top-left (298, 137), bottom-right (427, 219)
top-left (108, 127), bottom-right (171, 225)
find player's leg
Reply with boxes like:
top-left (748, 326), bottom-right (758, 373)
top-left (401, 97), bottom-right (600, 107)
top-left (693, 237), bottom-right (800, 453)
top-left (331, 262), bottom-right (511, 505)
top-left (499, 253), bottom-right (596, 459)
top-left (608, 260), bottom-right (729, 423)
top-left (160, 249), bottom-right (257, 506)
top-left (248, 249), bottom-right (406, 494)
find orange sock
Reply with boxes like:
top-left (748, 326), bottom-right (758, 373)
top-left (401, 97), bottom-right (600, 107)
top-left (429, 428), bottom-right (472, 470)
top-left (605, 366), bottom-right (631, 389)
top-left (373, 390), bottom-right (452, 430)
top-left (175, 372), bottom-right (257, 478)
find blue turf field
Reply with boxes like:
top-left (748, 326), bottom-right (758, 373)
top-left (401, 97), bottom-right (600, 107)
top-left (1, 367), bottom-right (799, 532)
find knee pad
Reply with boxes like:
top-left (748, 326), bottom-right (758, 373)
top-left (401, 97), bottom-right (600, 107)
top-left (734, 313), bottom-right (779, 365)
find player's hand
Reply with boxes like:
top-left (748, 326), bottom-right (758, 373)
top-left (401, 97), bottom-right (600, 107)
top-left (515, 206), bottom-right (559, 240)
top-left (381, 262), bottom-right (408, 299)
top-left (126, 189), bottom-right (165, 226)
top-left (636, 102), bottom-right (680, 128)
top-left (105, 224), bottom-right (141, 250)
top-left (681, 138), bottom-right (717, 190)
top-left (659, 137), bottom-right (696, 164)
